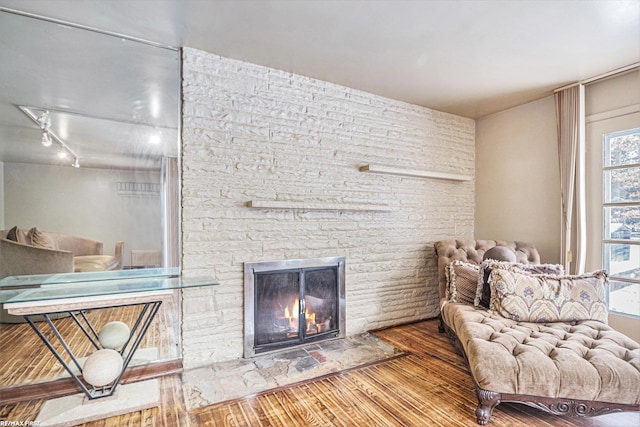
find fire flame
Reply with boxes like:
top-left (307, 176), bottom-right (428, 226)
top-left (284, 298), bottom-right (318, 334)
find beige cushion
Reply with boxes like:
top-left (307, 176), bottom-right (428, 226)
top-left (489, 267), bottom-right (608, 323)
top-left (475, 260), bottom-right (564, 307)
top-left (26, 227), bottom-right (56, 250)
top-left (446, 261), bottom-right (479, 304)
top-left (6, 226), bottom-right (27, 244)
top-left (483, 246), bottom-right (517, 263)
top-left (74, 255), bottom-right (118, 272)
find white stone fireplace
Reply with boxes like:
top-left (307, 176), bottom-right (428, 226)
top-left (244, 256), bottom-right (346, 357)
top-left (180, 47), bottom-right (475, 368)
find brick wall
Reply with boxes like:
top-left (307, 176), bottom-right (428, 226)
top-left (180, 47), bottom-right (475, 367)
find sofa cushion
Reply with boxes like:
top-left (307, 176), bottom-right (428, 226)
top-left (441, 302), bottom-right (640, 403)
top-left (6, 226), bottom-right (27, 244)
top-left (74, 255), bottom-right (118, 272)
top-left (26, 227), bottom-right (57, 250)
top-left (483, 246), bottom-right (517, 263)
top-left (446, 261), bottom-right (479, 304)
top-left (475, 260), bottom-right (564, 307)
top-left (489, 267), bottom-right (608, 323)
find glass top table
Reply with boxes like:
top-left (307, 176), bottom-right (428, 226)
top-left (0, 268), bottom-right (218, 305)
top-left (0, 269), bottom-right (219, 401)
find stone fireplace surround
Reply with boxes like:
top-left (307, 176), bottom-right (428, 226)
top-left (180, 47), bottom-right (475, 369)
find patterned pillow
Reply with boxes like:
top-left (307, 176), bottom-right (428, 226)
top-left (489, 267), bottom-right (608, 323)
top-left (446, 261), bottom-right (479, 305)
top-left (475, 260), bottom-right (564, 307)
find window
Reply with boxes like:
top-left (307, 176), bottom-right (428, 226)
top-left (602, 128), bottom-right (640, 317)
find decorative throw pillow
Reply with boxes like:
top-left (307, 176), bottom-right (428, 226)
top-left (489, 268), bottom-right (608, 323)
top-left (483, 246), bottom-right (517, 263)
top-left (475, 260), bottom-right (564, 307)
top-left (26, 227), bottom-right (56, 250)
top-left (6, 225), bottom-right (27, 244)
top-left (446, 260), bottom-right (480, 305)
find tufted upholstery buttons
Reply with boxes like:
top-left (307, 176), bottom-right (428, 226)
top-left (436, 238), bottom-right (640, 406)
top-left (442, 301), bottom-right (640, 403)
top-left (434, 239), bottom-right (542, 301)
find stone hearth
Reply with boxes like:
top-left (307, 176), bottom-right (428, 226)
top-left (182, 333), bottom-right (400, 409)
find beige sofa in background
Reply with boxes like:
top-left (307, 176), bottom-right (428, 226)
top-left (0, 227), bottom-right (124, 323)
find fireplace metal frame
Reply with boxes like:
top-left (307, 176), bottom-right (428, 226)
top-left (243, 256), bottom-right (346, 358)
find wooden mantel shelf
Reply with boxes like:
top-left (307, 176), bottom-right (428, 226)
top-left (247, 200), bottom-right (391, 212)
top-left (359, 164), bottom-right (472, 182)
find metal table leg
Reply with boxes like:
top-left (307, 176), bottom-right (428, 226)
top-left (24, 300), bottom-right (163, 400)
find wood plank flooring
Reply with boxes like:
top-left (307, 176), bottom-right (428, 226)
top-left (1, 319), bottom-right (638, 426)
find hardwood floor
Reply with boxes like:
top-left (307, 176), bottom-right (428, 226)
top-left (1, 319), bottom-right (638, 426)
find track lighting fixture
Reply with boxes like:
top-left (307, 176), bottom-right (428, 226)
top-left (18, 106), bottom-right (81, 168)
top-left (41, 131), bottom-right (52, 147)
top-left (37, 110), bottom-right (51, 131)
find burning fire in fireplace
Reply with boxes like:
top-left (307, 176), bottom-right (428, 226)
top-left (281, 298), bottom-right (331, 337)
top-left (244, 256), bottom-right (345, 357)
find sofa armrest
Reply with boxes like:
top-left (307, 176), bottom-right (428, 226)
top-left (0, 238), bottom-right (74, 278)
top-left (47, 232), bottom-right (103, 256)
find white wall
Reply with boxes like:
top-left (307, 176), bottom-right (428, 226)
top-left (180, 47), bottom-right (476, 367)
top-left (475, 96), bottom-right (561, 263)
top-left (586, 69), bottom-right (640, 116)
top-left (3, 162), bottom-right (162, 266)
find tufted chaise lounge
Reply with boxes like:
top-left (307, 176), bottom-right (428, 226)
top-left (435, 239), bottom-right (640, 425)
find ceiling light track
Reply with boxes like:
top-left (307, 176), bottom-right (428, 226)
top-left (25, 104), bottom-right (177, 131)
top-left (18, 105), bottom-right (80, 168)
top-left (0, 7), bottom-right (178, 52)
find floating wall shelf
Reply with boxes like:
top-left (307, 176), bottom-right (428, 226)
top-left (359, 164), bottom-right (472, 182)
top-left (247, 200), bottom-right (391, 212)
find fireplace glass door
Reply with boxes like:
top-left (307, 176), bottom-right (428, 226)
top-left (254, 267), bottom-right (339, 352)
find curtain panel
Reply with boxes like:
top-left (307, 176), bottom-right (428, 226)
top-left (555, 84), bottom-right (586, 274)
top-left (161, 156), bottom-right (180, 268)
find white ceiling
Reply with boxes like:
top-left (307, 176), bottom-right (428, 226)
top-left (0, 0), bottom-right (638, 169)
top-left (1, 0), bottom-right (638, 120)
top-left (0, 6), bottom-right (180, 169)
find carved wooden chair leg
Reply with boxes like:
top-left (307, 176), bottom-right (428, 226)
top-left (475, 387), bottom-right (501, 425)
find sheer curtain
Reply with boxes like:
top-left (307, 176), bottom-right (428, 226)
top-left (555, 84), bottom-right (586, 274)
top-left (161, 156), bottom-right (180, 268)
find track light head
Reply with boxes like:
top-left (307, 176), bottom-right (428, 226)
top-left (41, 131), bottom-right (52, 147)
top-left (20, 106), bottom-right (80, 168)
top-left (37, 110), bottom-right (51, 131)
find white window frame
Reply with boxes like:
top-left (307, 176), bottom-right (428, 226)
top-left (601, 127), bottom-right (640, 318)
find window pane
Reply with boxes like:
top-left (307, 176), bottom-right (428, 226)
top-left (604, 128), bottom-right (639, 167)
top-left (603, 243), bottom-right (640, 278)
top-left (604, 206), bottom-right (640, 241)
top-left (608, 280), bottom-right (640, 317)
top-left (603, 166), bottom-right (640, 203)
